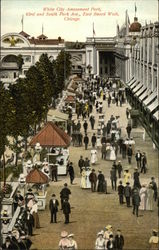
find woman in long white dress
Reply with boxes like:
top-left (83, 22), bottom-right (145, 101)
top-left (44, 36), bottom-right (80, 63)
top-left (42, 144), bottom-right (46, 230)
top-left (81, 168), bottom-right (86, 189)
top-left (91, 149), bottom-right (97, 165)
top-left (85, 167), bottom-right (91, 188)
top-left (109, 145), bottom-right (116, 161)
top-left (139, 185), bottom-right (147, 210)
top-left (146, 184), bottom-right (154, 211)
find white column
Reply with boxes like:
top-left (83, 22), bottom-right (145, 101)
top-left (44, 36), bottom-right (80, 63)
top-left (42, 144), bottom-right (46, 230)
top-left (97, 50), bottom-right (99, 75)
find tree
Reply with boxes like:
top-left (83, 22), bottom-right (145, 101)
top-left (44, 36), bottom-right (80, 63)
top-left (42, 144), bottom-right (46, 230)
top-left (16, 54), bottom-right (24, 74)
top-left (0, 83), bottom-right (12, 162)
top-left (36, 53), bottom-right (56, 105)
top-left (54, 50), bottom-right (72, 94)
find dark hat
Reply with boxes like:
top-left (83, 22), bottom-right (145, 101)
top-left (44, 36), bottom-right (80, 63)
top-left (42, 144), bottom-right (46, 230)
top-left (92, 169), bottom-right (95, 172)
top-left (52, 194), bottom-right (56, 197)
top-left (126, 182), bottom-right (130, 185)
top-left (64, 183), bottom-right (68, 187)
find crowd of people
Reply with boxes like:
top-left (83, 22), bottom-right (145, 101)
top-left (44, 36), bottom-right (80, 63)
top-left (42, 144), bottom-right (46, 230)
top-left (95, 226), bottom-right (124, 250)
top-left (1, 76), bottom-right (158, 250)
top-left (1, 188), bottom-right (41, 250)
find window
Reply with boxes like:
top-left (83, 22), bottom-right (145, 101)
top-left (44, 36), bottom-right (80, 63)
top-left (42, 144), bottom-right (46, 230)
top-left (105, 67), bottom-right (108, 74)
top-left (100, 67), bottom-right (103, 75)
top-left (14, 72), bottom-right (16, 78)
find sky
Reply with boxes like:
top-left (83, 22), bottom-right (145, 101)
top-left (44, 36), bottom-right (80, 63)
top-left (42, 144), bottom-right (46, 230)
top-left (1, 0), bottom-right (159, 42)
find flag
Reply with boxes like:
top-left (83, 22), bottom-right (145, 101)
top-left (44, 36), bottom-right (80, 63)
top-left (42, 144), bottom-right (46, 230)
top-left (21, 15), bottom-right (24, 30)
top-left (93, 22), bottom-right (96, 37)
top-left (135, 3), bottom-right (137, 17)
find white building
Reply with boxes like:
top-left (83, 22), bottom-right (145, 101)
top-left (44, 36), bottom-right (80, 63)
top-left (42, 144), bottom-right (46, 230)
top-left (0, 31), bottom-right (65, 82)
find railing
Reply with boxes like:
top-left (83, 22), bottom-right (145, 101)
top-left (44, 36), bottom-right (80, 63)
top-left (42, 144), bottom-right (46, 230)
top-left (86, 37), bottom-right (115, 43)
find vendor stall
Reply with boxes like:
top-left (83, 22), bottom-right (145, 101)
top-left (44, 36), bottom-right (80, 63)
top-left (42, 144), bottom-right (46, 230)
top-left (48, 148), bottom-right (69, 175)
top-left (29, 122), bottom-right (71, 176)
top-left (64, 95), bottom-right (76, 113)
top-left (47, 109), bottom-right (68, 131)
top-left (26, 168), bottom-right (48, 210)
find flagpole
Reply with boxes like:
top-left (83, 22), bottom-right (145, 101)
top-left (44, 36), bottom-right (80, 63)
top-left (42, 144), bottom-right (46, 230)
top-left (93, 22), bottom-right (94, 38)
top-left (21, 15), bottom-right (24, 31)
top-left (135, 3), bottom-right (137, 18)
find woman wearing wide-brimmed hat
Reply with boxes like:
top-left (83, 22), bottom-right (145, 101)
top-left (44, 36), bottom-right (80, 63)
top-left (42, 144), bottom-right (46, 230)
top-left (59, 231), bottom-right (70, 250)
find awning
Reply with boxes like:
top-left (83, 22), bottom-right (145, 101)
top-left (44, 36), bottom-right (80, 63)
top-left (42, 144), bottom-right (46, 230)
top-left (130, 80), bottom-right (138, 89)
top-left (127, 77), bottom-right (134, 86)
top-left (139, 91), bottom-right (148, 101)
top-left (153, 111), bottom-right (159, 121)
top-left (135, 86), bottom-right (147, 97)
top-left (143, 92), bottom-right (157, 106)
top-left (132, 82), bottom-right (143, 93)
top-left (129, 78), bottom-right (136, 87)
top-left (147, 99), bottom-right (159, 112)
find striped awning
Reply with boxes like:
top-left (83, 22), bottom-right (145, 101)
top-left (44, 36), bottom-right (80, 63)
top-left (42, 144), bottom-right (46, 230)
top-left (147, 99), bottom-right (159, 112)
top-left (139, 91), bottom-right (148, 101)
top-left (130, 80), bottom-right (138, 89)
top-left (135, 86), bottom-right (147, 97)
top-left (132, 82), bottom-right (143, 93)
top-left (127, 77), bottom-right (134, 86)
top-left (143, 92), bottom-right (157, 106)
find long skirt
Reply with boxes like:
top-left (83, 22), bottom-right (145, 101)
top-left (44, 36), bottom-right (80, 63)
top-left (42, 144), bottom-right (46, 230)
top-left (33, 212), bottom-right (40, 228)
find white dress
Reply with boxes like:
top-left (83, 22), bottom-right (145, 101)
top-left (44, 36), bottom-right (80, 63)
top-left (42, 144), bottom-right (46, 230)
top-left (95, 237), bottom-right (105, 250)
top-left (85, 170), bottom-right (91, 188)
top-left (109, 146), bottom-right (116, 161)
top-left (81, 170), bottom-right (86, 189)
top-left (146, 188), bottom-right (154, 211)
top-left (91, 149), bottom-right (97, 164)
top-left (139, 187), bottom-right (147, 210)
top-left (97, 138), bottom-right (101, 148)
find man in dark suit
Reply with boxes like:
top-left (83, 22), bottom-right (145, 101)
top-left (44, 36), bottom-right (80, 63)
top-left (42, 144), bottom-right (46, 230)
top-left (60, 183), bottom-right (71, 210)
top-left (91, 133), bottom-right (97, 148)
top-left (132, 189), bottom-right (141, 217)
top-left (83, 120), bottom-right (88, 133)
top-left (141, 152), bottom-right (147, 174)
top-left (49, 194), bottom-right (59, 223)
top-left (62, 199), bottom-right (71, 224)
top-left (78, 156), bottom-right (84, 173)
top-left (51, 164), bottom-right (58, 182)
top-left (110, 166), bottom-right (117, 191)
top-left (127, 145), bottom-right (133, 164)
top-left (67, 162), bottom-right (75, 185)
top-left (83, 134), bottom-right (89, 150)
top-left (124, 182), bottom-right (132, 207)
top-left (118, 181), bottom-right (124, 204)
top-left (114, 229), bottom-right (124, 250)
top-left (135, 150), bottom-right (142, 168)
top-left (89, 169), bottom-right (97, 192)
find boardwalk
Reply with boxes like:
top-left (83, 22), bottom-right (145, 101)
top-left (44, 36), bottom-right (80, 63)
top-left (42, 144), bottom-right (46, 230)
top-left (30, 97), bottom-right (158, 250)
